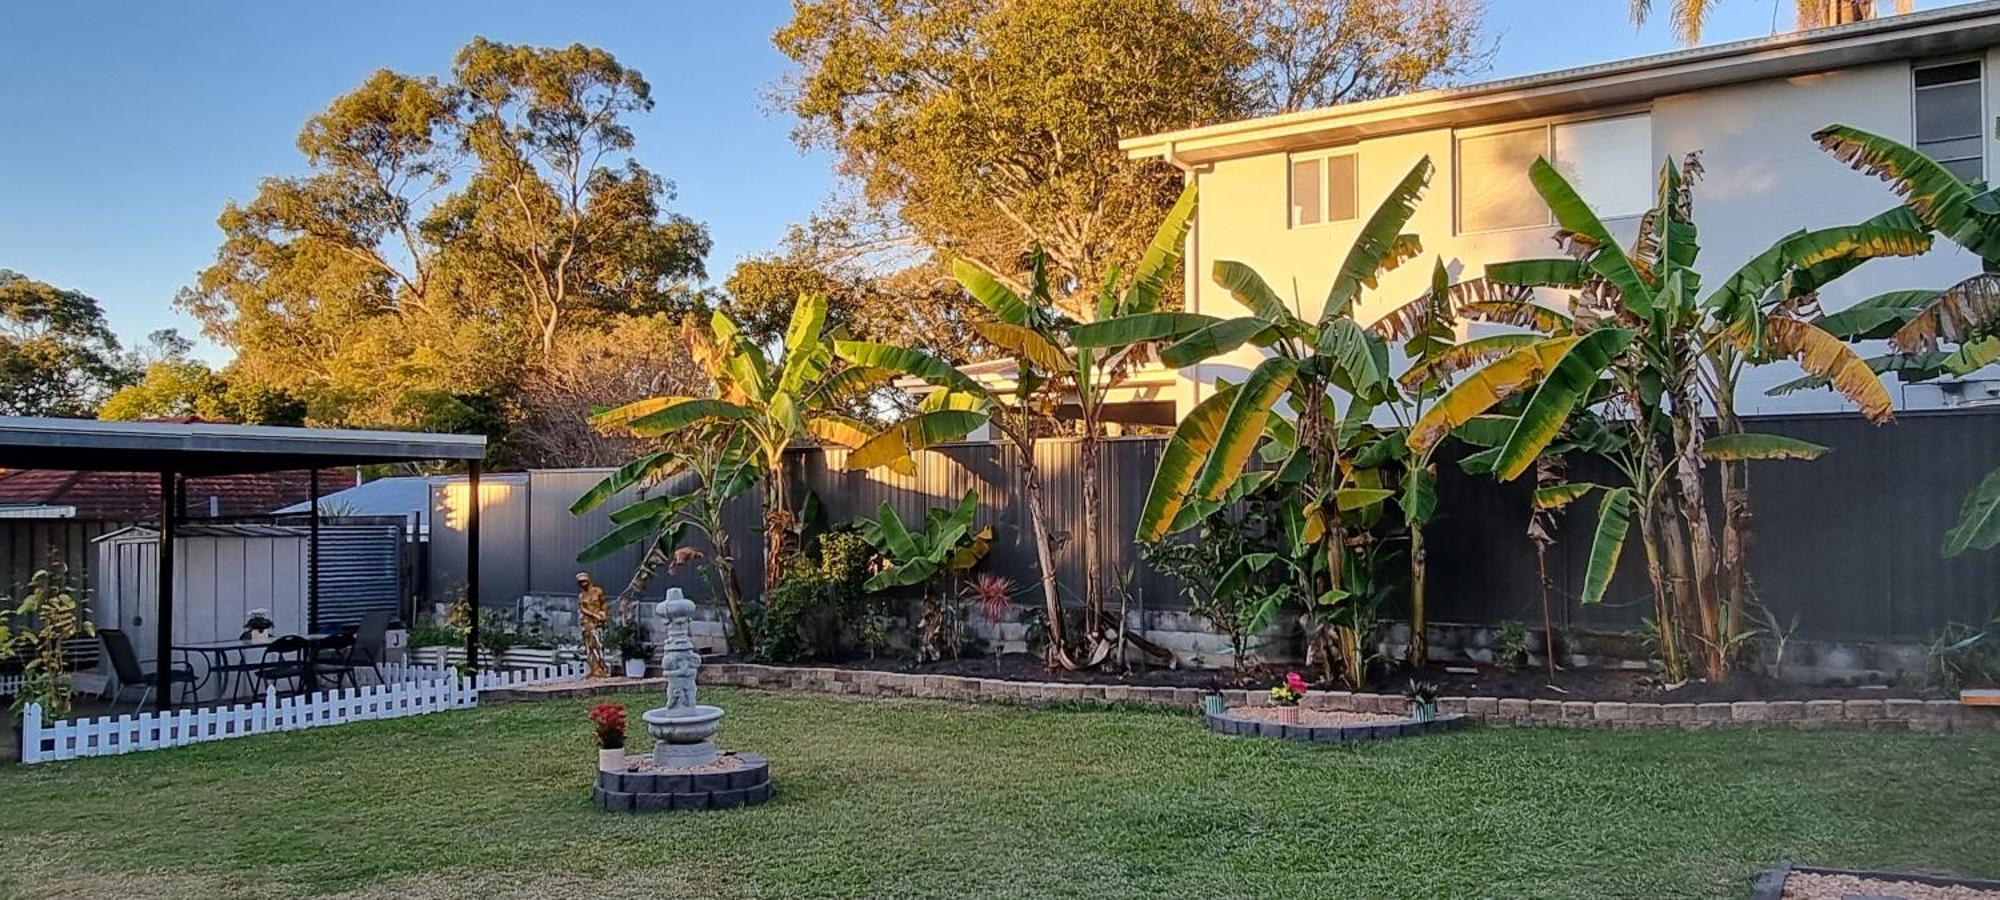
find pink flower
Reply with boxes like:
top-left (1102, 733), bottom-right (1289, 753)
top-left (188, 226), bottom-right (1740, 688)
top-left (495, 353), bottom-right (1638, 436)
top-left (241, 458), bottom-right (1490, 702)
top-left (1285, 671), bottom-right (1309, 694)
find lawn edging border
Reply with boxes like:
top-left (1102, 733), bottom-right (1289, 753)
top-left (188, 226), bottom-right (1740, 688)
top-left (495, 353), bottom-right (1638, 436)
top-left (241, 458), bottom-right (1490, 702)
top-left (1204, 709), bottom-right (1467, 742)
top-left (488, 663), bottom-right (2000, 733)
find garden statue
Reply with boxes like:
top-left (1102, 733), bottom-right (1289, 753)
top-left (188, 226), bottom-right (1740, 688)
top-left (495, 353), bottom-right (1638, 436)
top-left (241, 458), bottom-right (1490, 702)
top-left (577, 572), bottom-right (610, 678)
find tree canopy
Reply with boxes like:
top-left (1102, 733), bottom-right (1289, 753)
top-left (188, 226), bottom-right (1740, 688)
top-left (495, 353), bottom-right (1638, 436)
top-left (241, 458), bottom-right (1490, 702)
top-left (771, 0), bottom-right (1487, 318)
top-left (0, 270), bottom-right (135, 417)
top-left (178, 38), bottom-right (711, 459)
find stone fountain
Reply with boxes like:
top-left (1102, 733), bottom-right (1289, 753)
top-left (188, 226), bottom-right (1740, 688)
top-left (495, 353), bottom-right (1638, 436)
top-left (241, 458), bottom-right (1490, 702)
top-left (592, 588), bottom-right (774, 813)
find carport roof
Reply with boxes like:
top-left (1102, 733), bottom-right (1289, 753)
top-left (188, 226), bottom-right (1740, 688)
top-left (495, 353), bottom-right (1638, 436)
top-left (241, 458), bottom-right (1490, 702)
top-left (0, 417), bottom-right (486, 476)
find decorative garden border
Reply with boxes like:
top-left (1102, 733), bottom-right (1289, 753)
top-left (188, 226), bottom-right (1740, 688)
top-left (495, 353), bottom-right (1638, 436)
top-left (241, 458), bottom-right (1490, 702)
top-left (1203, 708), bottom-right (1466, 742)
top-left (683, 663), bottom-right (2000, 733)
top-left (592, 753), bottom-right (775, 813)
top-left (1750, 861), bottom-right (2000, 899)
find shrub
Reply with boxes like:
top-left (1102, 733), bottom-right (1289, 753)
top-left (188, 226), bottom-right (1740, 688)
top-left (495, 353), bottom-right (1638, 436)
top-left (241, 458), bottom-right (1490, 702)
top-left (588, 703), bottom-right (626, 749)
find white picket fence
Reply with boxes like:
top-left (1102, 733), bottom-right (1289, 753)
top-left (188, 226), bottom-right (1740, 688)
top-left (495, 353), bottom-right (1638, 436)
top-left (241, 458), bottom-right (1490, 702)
top-left (0, 673), bottom-right (23, 697)
top-left (18, 661), bottom-right (586, 764)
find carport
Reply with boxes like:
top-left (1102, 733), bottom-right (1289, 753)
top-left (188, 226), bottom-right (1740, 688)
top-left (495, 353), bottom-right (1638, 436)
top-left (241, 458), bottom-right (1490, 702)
top-left (0, 417), bottom-right (488, 707)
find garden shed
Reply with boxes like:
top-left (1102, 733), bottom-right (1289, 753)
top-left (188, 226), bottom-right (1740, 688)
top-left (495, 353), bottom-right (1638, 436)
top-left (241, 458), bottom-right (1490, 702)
top-left (92, 522), bottom-right (405, 667)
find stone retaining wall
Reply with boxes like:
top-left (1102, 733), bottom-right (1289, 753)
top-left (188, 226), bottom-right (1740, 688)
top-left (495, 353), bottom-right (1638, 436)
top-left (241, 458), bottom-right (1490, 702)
top-left (698, 663), bottom-right (2000, 733)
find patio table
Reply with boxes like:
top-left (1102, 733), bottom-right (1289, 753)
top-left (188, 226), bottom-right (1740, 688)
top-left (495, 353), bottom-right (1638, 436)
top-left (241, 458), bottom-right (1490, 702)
top-left (174, 632), bottom-right (343, 701)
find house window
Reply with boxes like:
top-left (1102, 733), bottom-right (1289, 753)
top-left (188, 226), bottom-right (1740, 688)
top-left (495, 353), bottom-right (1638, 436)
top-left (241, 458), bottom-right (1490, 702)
top-left (1289, 150), bottom-right (1358, 227)
top-left (1457, 113), bottom-right (1652, 233)
top-left (1915, 60), bottom-right (1984, 182)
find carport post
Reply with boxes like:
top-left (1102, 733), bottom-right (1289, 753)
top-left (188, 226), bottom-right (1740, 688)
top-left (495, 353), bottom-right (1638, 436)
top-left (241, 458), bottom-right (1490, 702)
top-left (156, 471), bottom-right (176, 709)
top-left (465, 461), bottom-right (481, 669)
top-left (308, 469), bottom-right (320, 630)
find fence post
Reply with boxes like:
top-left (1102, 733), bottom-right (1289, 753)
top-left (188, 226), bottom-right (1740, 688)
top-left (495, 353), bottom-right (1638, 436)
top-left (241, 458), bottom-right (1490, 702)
top-left (20, 703), bottom-right (40, 764)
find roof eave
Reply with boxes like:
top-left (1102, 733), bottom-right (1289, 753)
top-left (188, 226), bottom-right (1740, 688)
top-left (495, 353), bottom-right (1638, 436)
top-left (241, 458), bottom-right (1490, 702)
top-left (1123, 4), bottom-right (2000, 165)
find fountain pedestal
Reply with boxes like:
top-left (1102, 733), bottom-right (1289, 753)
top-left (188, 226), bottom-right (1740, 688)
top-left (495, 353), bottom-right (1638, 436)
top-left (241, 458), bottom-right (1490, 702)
top-left (593, 588), bottom-right (774, 814)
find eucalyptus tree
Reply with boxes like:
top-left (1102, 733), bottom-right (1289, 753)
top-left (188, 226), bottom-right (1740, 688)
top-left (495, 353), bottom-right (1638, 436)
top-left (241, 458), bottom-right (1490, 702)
top-left (1794, 124), bottom-right (2000, 557)
top-left (1411, 152), bottom-right (1929, 680)
top-left (837, 185), bottom-right (1200, 669)
top-left (1107, 157), bottom-right (1435, 685)
top-left (575, 298), bottom-right (882, 653)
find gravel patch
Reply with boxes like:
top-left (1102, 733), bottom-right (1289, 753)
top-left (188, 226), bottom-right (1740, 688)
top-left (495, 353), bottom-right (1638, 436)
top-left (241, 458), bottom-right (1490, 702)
top-left (1783, 871), bottom-right (2000, 899)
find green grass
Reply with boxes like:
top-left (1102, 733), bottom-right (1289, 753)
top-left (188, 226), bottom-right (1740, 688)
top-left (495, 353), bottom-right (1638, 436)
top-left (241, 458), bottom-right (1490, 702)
top-left (1, 689), bottom-right (1996, 899)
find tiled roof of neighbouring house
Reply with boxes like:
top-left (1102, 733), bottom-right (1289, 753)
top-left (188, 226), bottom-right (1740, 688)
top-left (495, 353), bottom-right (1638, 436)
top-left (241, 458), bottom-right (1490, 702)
top-left (0, 467), bottom-right (356, 521)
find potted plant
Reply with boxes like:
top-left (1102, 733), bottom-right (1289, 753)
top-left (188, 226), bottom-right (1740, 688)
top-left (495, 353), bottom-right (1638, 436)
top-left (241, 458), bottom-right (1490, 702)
top-left (616, 626), bottom-right (649, 679)
top-left (1268, 671), bottom-right (1308, 724)
top-left (241, 608), bottom-right (275, 644)
top-left (1405, 679), bottom-right (1440, 722)
top-left (589, 703), bottom-right (627, 771)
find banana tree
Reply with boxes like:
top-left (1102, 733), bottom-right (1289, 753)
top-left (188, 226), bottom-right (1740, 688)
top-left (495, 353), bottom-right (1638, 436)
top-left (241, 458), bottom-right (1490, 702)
top-left (854, 489), bottom-right (994, 662)
top-left (578, 297), bottom-right (883, 653)
top-left (1416, 151), bottom-right (1927, 680)
top-left (1105, 157), bottom-right (1434, 686)
top-left (1803, 124), bottom-right (2000, 557)
top-left (837, 184), bottom-right (1200, 670)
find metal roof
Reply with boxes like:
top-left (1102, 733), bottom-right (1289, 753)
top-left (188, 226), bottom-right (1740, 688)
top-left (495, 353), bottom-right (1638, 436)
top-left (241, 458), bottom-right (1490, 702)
top-left (1122, 1), bottom-right (2000, 164)
top-left (0, 417), bottom-right (486, 476)
top-left (271, 475), bottom-right (440, 533)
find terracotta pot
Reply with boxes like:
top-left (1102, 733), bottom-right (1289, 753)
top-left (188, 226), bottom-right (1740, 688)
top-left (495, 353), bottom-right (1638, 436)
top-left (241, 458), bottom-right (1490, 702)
top-left (598, 747), bottom-right (626, 772)
top-left (1272, 705), bottom-right (1300, 724)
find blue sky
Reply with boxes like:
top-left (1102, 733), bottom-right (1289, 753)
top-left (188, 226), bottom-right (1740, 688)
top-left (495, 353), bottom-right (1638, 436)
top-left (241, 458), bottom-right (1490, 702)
top-left (0, 1), bottom-right (1963, 361)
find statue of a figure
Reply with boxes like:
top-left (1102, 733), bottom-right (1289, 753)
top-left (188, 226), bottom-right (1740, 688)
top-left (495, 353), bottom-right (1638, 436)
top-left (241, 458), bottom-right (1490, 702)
top-left (657, 587), bottom-right (700, 711)
top-left (576, 572), bottom-right (610, 678)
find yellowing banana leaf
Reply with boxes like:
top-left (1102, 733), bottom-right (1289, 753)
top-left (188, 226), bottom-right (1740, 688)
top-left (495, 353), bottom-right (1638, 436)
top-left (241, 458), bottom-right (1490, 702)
top-left (1580, 487), bottom-right (1632, 605)
top-left (1326, 157), bottom-right (1432, 319)
top-left (1492, 328), bottom-right (1635, 481)
top-left (1125, 182), bottom-right (1198, 315)
top-left (776, 295), bottom-right (830, 394)
top-left (1529, 158), bottom-right (1653, 317)
top-left (844, 409), bottom-right (986, 474)
top-left (1407, 337), bottom-right (1583, 453)
top-left (1813, 124), bottom-right (1997, 257)
top-left (952, 258), bottom-right (1032, 325)
top-left (1194, 357), bottom-right (1299, 502)
top-left (1699, 433), bottom-right (1829, 461)
top-left (626, 398), bottom-right (756, 438)
top-left (1815, 289), bottom-right (1939, 340)
top-left (1890, 273), bottom-right (2000, 354)
top-left (1762, 316), bottom-right (1894, 423)
top-left (834, 341), bottom-right (988, 398)
top-left (1532, 482), bottom-right (1598, 510)
top-left (588, 396), bottom-right (692, 430)
top-left (1137, 383), bottom-right (1240, 542)
top-left (973, 320), bottom-right (1071, 373)
top-left (1212, 260), bottom-right (1299, 327)
top-left (1945, 335), bottom-right (2000, 375)
top-left (1456, 300), bottom-right (1573, 333)
top-left (1334, 488), bottom-right (1394, 511)
top-left (1398, 333), bottom-right (1542, 390)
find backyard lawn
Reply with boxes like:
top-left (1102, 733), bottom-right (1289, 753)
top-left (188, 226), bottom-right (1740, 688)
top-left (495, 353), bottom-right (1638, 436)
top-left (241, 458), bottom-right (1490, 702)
top-left (2, 688), bottom-right (1996, 899)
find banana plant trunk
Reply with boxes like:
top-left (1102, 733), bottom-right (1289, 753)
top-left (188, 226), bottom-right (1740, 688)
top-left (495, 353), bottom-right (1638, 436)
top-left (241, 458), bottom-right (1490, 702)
top-left (1408, 526), bottom-right (1428, 669)
top-left (762, 461), bottom-right (791, 601)
top-left (1668, 387), bottom-right (1727, 681)
top-left (1079, 430), bottom-right (1107, 650)
top-left (1635, 495), bottom-right (1683, 683)
top-left (1713, 385), bottom-right (1754, 654)
top-left (708, 512), bottom-right (753, 655)
top-left (1020, 459), bottom-right (1078, 670)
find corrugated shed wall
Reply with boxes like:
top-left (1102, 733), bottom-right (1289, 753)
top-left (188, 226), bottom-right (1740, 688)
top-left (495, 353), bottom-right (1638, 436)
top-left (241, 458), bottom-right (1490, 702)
top-left (430, 408), bottom-right (2000, 644)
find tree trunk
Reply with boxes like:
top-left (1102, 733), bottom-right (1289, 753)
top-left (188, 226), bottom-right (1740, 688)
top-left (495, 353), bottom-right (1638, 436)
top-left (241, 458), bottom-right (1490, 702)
top-left (1635, 499), bottom-right (1683, 683)
top-left (1020, 459), bottom-right (1078, 670)
top-left (709, 525), bottom-right (753, 655)
top-left (1079, 431), bottom-right (1106, 648)
top-left (1408, 525), bottom-right (1428, 669)
top-left (1669, 384), bottom-right (1726, 681)
top-left (1713, 388), bottom-right (1754, 660)
top-left (762, 462), bottom-right (790, 599)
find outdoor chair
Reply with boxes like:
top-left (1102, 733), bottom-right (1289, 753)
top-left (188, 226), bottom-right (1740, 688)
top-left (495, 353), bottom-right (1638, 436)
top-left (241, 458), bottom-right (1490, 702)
top-left (249, 635), bottom-right (311, 697)
top-left (350, 611), bottom-right (389, 685)
top-left (313, 634), bottom-right (362, 691)
top-left (98, 628), bottom-right (195, 714)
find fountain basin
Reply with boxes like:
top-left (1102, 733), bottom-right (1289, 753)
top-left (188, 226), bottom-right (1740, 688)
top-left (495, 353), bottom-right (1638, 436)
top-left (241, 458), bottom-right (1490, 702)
top-left (642, 704), bottom-right (723, 742)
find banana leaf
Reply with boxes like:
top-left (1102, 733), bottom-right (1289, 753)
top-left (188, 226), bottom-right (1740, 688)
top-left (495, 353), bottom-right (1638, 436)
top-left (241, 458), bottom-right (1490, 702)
top-left (1580, 487), bottom-right (1632, 605)
top-left (1699, 433), bottom-right (1828, 461)
top-left (1944, 465), bottom-right (2000, 558)
top-left (1193, 357), bottom-right (1299, 502)
top-left (1325, 157), bottom-right (1433, 319)
top-left (1492, 327), bottom-right (1636, 481)
top-left (1137, 383), bottom-right (1240, 542)
top-left (1124, 182), bottom-right (1199, 316)
top-left (952, 258), bottom-right (1033, 325)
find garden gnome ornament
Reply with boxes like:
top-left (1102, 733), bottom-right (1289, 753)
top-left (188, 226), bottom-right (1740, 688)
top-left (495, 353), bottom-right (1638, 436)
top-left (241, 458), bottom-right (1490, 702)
top-left (577, 572), bottom-right (610, 678)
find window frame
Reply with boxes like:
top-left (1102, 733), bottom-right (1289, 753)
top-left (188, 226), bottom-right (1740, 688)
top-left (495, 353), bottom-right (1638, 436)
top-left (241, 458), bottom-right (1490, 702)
top-left (1286, 147), bottom-right (1360, 229)
top-left (1453, 108), bottom-right (1653, 236)
top-left (1912, 57), bottom-right (1986, 184)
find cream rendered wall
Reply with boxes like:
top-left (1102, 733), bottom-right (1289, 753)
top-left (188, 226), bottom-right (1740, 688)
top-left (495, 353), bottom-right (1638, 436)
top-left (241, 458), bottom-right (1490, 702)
top-left (1180, 53), bottom-right (1996, 416)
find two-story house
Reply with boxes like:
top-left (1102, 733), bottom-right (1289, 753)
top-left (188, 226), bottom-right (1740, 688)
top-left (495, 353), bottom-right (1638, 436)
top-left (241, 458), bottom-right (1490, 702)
top-left (1119, 2), bottom-right (2000, 418)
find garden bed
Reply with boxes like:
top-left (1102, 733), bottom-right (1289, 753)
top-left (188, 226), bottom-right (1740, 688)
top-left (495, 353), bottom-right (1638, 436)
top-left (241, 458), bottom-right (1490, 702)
top-left (1753, 863), bottom-right (2000, 899)
top-left (1204, 705), bottom-right (1466, 743)
top-left (745, 654), bottom-right (1936, 703)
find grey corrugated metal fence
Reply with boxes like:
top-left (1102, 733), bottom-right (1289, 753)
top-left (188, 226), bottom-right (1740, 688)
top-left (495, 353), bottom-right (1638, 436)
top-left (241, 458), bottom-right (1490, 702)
top-left (430, 407), bottom-right (2000, 644)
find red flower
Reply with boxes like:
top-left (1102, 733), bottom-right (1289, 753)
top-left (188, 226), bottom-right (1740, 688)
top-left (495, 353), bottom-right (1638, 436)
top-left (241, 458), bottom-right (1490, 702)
top-left (588, 703), bottom-right (627, 749)
top-left (1285, 671), bottom-right (1310, 694)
